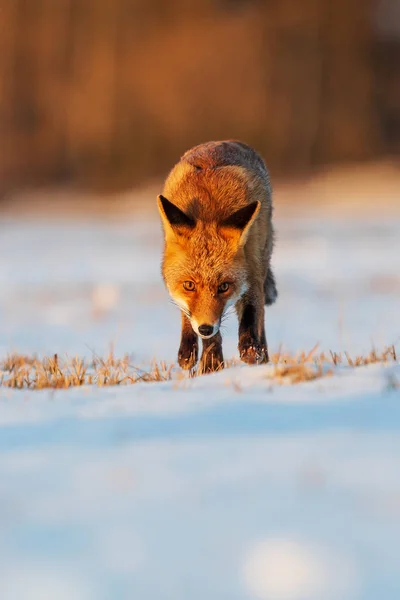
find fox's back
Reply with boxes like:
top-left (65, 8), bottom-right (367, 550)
top-left (163, 140), bottom-right (272, 223)
top-left (182, 140), bottom-right (269, 179)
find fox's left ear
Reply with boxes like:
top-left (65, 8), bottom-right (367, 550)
top-left (220, 201), bottom-right (261, 247)
top-left (157, 194), bottom-right (195, 241)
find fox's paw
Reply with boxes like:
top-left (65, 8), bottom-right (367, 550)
top-left (239, 343), bottom-right (268, 365)
top-left (178, 340), bottom-right (198, 370)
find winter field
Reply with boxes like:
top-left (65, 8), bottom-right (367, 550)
top-left (0, 190), bottom-right (399, 599)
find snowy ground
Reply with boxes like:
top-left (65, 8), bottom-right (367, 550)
top-left (0, 207), bottom-right (399, 600)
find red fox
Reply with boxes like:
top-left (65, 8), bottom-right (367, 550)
top-left (157, 140), bottom-right (277, 373)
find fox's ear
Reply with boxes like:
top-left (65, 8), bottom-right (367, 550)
top-left (220, 201), bottom-right (261, 247)
top-left (157, 194), bottom-right (195, 240)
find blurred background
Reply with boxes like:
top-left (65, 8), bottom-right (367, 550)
top-left (0, 0), bottom-right (399, 197)
top-left (1, 5), bottom-right (400, 599)
top-left (0, 0), bottom-right (399, 359)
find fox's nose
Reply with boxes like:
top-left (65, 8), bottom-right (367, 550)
top-left (198, 324), bottom-right (214, 337)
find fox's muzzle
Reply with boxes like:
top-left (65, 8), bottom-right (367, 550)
top-left (198, 324), bottom-right (214, 337)
top-left (193, 321), bottom-right (220, 339)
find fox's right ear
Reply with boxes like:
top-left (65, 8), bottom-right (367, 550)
top-left (157, 195), bottom-right (195, 241)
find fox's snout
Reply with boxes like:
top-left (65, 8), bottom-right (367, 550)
top-left (198, 324), bottom-right (214, 337)
top-left (195, 322), bottom-right (219, 339)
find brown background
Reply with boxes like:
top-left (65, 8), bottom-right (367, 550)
top-left (1, 0), bottom-right (399, 192)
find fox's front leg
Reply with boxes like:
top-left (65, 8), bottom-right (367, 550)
top-left (237, 291), bottom-right (268, 365)
top-left (178, 313), bottom-right (198, 369)
top-left (198, 332), bottom-right (224, 374)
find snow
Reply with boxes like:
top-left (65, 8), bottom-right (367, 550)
top-left (0, 208), bottom-right (399, 600)
top-left (242, 537), bottom-right (359, 600)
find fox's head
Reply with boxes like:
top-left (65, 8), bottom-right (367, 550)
top-left (157, 194), bottom-right (260, 339)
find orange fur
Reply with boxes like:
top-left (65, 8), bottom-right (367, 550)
top-left (158, 140), bottom-right (277, 372)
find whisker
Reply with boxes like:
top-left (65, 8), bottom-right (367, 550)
top-left (169, 299), bottom-right (191, 319)
top-left (221, 306), bottom-right (235, 323)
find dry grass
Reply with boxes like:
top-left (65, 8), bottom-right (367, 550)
top-left (0, 352), bottom-right (174, 390)
top-left (0, 345), bottom-right (397, 390)
top-left (268, 344), bottom-right (397, 385)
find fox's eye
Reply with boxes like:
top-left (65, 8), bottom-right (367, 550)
top-left (218, 282), bottom-right (230, 294)
top-left (183, 281), bottom-right (196, 292)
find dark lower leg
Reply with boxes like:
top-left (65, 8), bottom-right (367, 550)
top-left (199, 332), bottom-right (224, 374)
top-left (178, 314), bottom-right (198, 369)
top-left (237, 301), bottom-right (268, 364)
